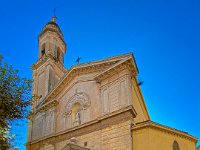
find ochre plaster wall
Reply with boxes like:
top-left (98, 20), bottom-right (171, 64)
top-left (132, 127), bottom-right (197, 150)
top-left (131, 77), bottom-right (149, 123)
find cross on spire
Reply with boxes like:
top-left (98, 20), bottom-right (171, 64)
top-left (53, 8), bottom-right (56, 17)
top-left (52, 8), bottom-right (57, 22)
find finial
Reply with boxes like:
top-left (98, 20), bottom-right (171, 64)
top-left (52, 8), bottom-right (57, 23)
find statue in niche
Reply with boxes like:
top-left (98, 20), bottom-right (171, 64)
top-left (74, 110), bottom-right (81, 127)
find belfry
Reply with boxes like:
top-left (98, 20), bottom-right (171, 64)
top-left (26, 17), bottom-right (197, 150)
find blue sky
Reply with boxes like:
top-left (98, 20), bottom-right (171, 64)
top-left (0, 0), bottom-right (200, 149)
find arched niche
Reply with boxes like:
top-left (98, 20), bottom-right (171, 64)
top-left (63, 92), bottom-right (91, 129)
top-left (71, 102), bottom-right (81, 126)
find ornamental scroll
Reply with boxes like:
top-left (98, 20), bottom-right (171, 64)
top-left (65, 92), bottom-right (91, 116)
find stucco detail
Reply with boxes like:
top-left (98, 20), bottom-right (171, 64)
top-left (65, 92), bottom-right (90, 116)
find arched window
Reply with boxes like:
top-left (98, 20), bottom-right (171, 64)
top-left (71, 103), bottom-right (81, 127)
top-left (57, 48), bottom-right (60, 61)
top-left (41, 44), bottom-right (46, 57)
top-left (173, 140), bottom-right (180, 150)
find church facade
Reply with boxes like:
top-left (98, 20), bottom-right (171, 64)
top-left (26, 16), bottom-right (198, 150)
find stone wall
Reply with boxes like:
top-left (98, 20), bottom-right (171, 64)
top-left (101, 120), bottom-right (132, 150)
top-left (56, 120), bottom-right (132, 150)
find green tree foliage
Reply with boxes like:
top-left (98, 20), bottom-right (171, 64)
top-left (0, 55), bottom-right (32, 149)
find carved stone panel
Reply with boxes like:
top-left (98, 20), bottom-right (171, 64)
top-left (38, 72), bottom-right (45, 99)
top-left (45, 110), bottom-right (55, 136)
top-left (102, 88), bottom-right (109, 114)
top-left (119, 80), bottom-right (126, 107)
top-left (32, 114), bottom-right (45, 140)
top-left (109, 82), bottom-right (119, 112)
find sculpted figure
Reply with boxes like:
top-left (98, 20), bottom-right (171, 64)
top-left (74, 111), bottom-right (81, 126)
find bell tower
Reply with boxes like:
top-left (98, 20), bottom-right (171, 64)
top-left (38, 16), bottom-right (66, 63)
top-left (31, 16), bottom-right (67, 108)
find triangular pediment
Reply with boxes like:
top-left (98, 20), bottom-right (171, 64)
top-left (37, 53), bottom-right (137, 104)
top-left (33, 52), bottom-right (150, 122)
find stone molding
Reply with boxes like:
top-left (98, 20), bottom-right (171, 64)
top-left (31, 54), bottom-right (66, 72)
top-left (28, 99), bottom-right (58, 120)
top-left (94, 57), bottom-right (136, 82)
top-left (39, 28), bottom-right (66, 47)
top-left (37, 99), bottom-right (58, 113)
top-left (31, 56), bottom-right (48, 70)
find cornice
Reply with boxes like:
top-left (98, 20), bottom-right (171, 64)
top-left (72, 52), bottom-right (133, 68)
top-left (99, 105), bottom-right (137, 121)
top-left (38, 29), bottom-right (66, 48)
top-left (28, 99), bottom-right (59, 120)
top-left (31, 56), bottom-right (48, 70)
top-left (31, 54), bottom-right (67, 72)
top-left (37, 99), bottom-right (59, 113)
top-left (94, 57), bottom-right (137, 82)
top-left (132, 120), bottom-right (198, 143)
